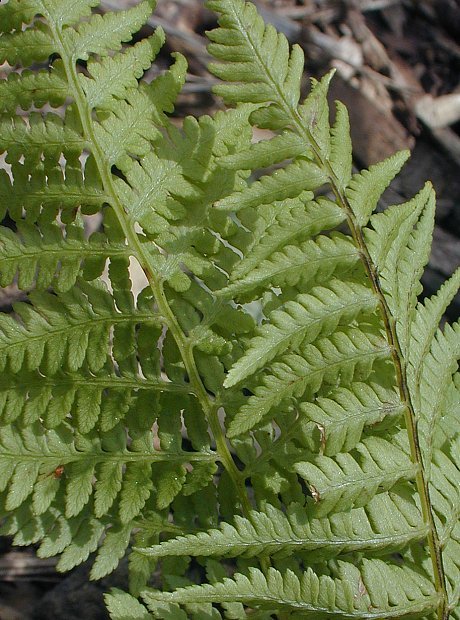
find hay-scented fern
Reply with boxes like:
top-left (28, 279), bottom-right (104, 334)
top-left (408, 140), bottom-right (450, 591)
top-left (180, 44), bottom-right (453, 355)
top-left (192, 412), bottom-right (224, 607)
top-left (0, 1), bottom-right (458, 618)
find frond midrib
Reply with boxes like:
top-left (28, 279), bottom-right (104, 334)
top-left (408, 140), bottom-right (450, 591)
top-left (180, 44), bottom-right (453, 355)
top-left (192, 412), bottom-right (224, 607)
top-left (2, 450), bottom-right (217, 465)
top-left (0, 374), bottom-right (190, 393)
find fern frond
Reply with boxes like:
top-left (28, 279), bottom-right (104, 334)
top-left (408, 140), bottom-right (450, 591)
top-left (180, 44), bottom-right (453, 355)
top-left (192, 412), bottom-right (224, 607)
top-left (0, 159), bottom-right (107, 223)
top-left (80, 33), bottom-right (165, 110)
top-left (225, 279), bottom-right (379, 387)
top-left (0, 419), bottom-right (216, 571)
top-left (115, 150), bottom-right (197, 226)
top-left (417, 321), bottom-right (460, 462)
top-left (231, 195), bottom-right (344, 281)
top-left (0, 0), bottom-right (38, 31)
top-left (215, 159), bottom-right (327, 212)
top-left (207, 0), bottom-right (304, 111)
top-left (0, 221), bottom-right (126, 291)
top-left (138, 493), bottom-right (426, 561)
top-left (0, 281), bottom-right (160, 375)
top-left (105, 588), bottom-right (152, 620)
top-left (94, 93), bottom-right (163, 167)
top-left (92, 523), bottom-right (133, 581)
top-left (0, 370), bottom-right (189, 433)
top-left (0, 25), bottom-right (55, 65)
top-left (300, 382), bottom-right (405, 455)
top-left (0, 67), bottom-right (68, 113)
top-left (345, 151), bottom-right (409, 227)
top-left (219, 233), bottom-right (360, 301)
top-left (0, 114), bottom-right (87, 161)
top-left (430, 447), bottom-right (460, 611)
top-left (408, 268), bottom-right (460, 416)
top-left (365, 183), bottom-right (436, 353)
top-left (229, 327), bottom-right (390, 436)
top-left (295, 435), bottom-right (416, 516)
top-left (219, 130), bottom-right (307, 170)
top-left (63, 2), bottom-right (153, 61)
top-left (142, 561), bottom-right (438, 618)
top-left (329, 101), bottom-right (352, 189)
top-left (0, 0), bottom-right (458, 616)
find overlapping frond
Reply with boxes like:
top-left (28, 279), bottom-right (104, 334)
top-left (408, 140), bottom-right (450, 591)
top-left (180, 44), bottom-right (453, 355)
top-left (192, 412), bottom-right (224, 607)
top-left (229, 327), bottom-right (391, 436)
top-left (138, 494), bottom-right (427, 561)
top-left (0, 221), bottom-right (127, 291)
top-left (220, 233), bottom-right (360, 301)
top-left (300, 382), bottom-right (405, 455)
top-left (225, 280), bottom-right (379, 387)
top-left (295, 435), bottom-right (416, 516)
top-left (142, 561), bottom-right (439, 618)
top-left (0, 411), bottom-right (216, 574)
top-left (230, 195), bottom-right (344, 281)
top-left (0, 1), bottom-right (226, 583)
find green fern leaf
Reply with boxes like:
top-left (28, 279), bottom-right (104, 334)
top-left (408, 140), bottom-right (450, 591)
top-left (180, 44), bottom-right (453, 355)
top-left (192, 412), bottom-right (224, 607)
top-left (94, 93), bottom-right (162, 167)
top-left (142, 52), bottom-right (188, 123)
top-left (297, 71), bottom-right (334, 159)
top-left (225, 279), bottom-right (378, 387)
top-left (220, 233), bottom-right (360, 301)
top-left (65, 459), bottom-right (95, 517)
top-left (229, 327), bottom-right (390, 436)
top-left (0, 25), bottom-right (55, 65)
top-left (215, 158), bottom-right (327, 212)
top-left (345, 150), bottom-right (409, 227)
top-left (64, 2), bottom-right (153, 61)
top-left (80, 33), bottom-right (164, 109)
top-left (365, 183), bottom-right (435, 353)
top-left (0, 0), bottom-right (37, 31)
top-left (0, 222), bottom-right (126, 291)
top-left (0, 1), bottom-right (458, 617)
top-left (432, 443), bottom-right (460, 611)
top-left (0, 66), bottom-right (68, 113)
top-left (417, 321), bottom-right (460, 462)
top-left (0, 114), bottom-right (87, 161)
top-left (115, 150), bottom-right (197, 226)
top-left (91, 523), bottom-right (132, 580)
top-left (207, 0), bottom-right (304, 111)
top-left (94, 461), bottom-right (124, 518)
top-left (34, 512), bottom-right (73, 558)
top-left (57, 514), bottom-right (106, 572)
top-left (105, 589), bottom-right (152, 620)
top-left (0, 159), bottom-right (106, 223)
top-left (300, 382), bottom-right (405, 455)
top-left (295, 435), bottom-right (417, 516)
top-left (408, 268), bottom-right (460, 414)
top-left (219, 131), bottom-right (307, 170)
top-left (0, 282), bottom-right (160, 375)
top-left (138, 493), bottom-right (426, 561)
top-left (232, 195), bottom-right (344, 280)
top-left (37, 0), bottom-right (99, 27)
top-left (119, 462), bottom-right (154, 524)
top-left (329, 101), bottom-right (353, 189)
top-left (142, 561), bottom-right (438, 618)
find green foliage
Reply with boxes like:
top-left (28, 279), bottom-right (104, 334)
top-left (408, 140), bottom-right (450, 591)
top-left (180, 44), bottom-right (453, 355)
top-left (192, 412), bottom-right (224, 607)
top-left (0, 0), bottom-right (458, 619)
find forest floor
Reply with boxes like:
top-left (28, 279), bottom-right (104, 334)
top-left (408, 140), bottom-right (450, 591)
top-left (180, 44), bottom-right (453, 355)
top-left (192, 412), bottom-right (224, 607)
top-left (0, 0), bottom-right (459, 618)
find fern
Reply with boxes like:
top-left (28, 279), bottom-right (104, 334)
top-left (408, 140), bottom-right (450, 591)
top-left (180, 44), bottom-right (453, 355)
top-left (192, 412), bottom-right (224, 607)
top-left (0, 1), bottom-right (458, 619)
